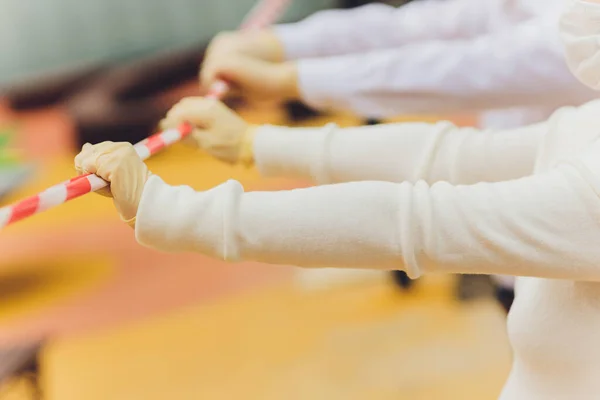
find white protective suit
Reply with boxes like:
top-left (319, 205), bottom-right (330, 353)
top-left (126, 1), bottom-right (600, 396)
top-left (273, 0), bottom-right (598, 291)
top-left (136, 98), bottom-right (600, 398)
top-left (274, 0), bottom-right (595, 127)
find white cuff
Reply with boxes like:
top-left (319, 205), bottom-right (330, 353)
top-left (273, 23), bottom-right (318, 60)
top-left (295, 58), bottom-right (353, 112)
top-left (253, 124), bottom-right (337, 184)
top-left (135, 175), bottom-right (244, 259)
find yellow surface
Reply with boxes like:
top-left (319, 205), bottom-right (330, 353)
top-left (0, 255), bottom-right (113, 324)
top-left (0, 376), bottom-right (38, 400)
top-left (1, 105), bottom-right (496, 399)
top-left (41, 275), bottom-right (511, 400)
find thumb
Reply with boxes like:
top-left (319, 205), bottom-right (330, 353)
top-left (95, 186), bottom-right (113, 198)
top-left (201, 54), bottom-right (272, 94)
top-left (219, 56), bottom-right (273, 90)
top-left (165, 97), bottom-right (222, 130)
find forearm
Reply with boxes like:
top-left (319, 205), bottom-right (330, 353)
top-left (275, 0), bottom-right (514, 60)
top-left (135, 160), bottom-right (600, 281)
top-left (252, 120), bottom-right (544, 185)
top-left (136, 176), bottom-right (409, 272)
top-left (295, 16), bottom-right (593, 118)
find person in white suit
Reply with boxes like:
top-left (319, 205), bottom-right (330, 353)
top-left (198, 0), bottom-right (597, 309)
top-left (74, 1), bottom-right (600, 396)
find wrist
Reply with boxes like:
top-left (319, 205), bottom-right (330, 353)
top-left (121, 170), bottom-right (152, 228)
top-left (278, 61), bottom-right (300, 101)
top-left (240, 125), bottom-right (258, 167)
top-left (245, 30), bottom-right (286, 63)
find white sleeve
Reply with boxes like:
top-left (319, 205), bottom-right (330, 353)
top-left (253, 120), bottom-right (545, 186)
top-left (294, 16), bottom-right (591, 118)
top-left (275, 0), bottom-right (531, 60)
top-left (135, 153), bottom-right (600, 281)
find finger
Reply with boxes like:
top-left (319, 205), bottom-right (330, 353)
top-left (74, 153), bottom-right (86, 174)
top-left (77, 148), bottom-right (102, 176)
top-left (201, 55), bottom-right (248, 92)
top-left (164, 97), bottom-right (202, 119)
top-left (181, 130), bottom-right (203, 149)
top-left (74, 146), bottom-right (112, 197)
top-left (74, 145), bottom-right (96, 175)
top-left (203, 57), bottom-right (234, 85)
top-left (74, 142), bottom-right (93, 160)
top-left (77, 142), bottom-right (119, 179)
top-left (159, 115), bottom-right (179, 131)
top-left (162, 105), bottom-right (190, 129)
top-left (186, 128), bottom-right (212, 149)
top-left (95, 187), bottom-right (113, 198)
top-left (200, 60), bottom-right (218, 90)
top-left (75, 165), bottom-right (87, 175)
top-left (229, 57), bottom-right (273, 91)
top-left (168, 98), bottom-right (219, 128)
top-left (161, 106), bottom-right (189, 131)
top-left (180, 135), bottom-right (198, 147)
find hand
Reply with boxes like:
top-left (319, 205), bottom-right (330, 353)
top-left (160, 97), bottom-right (256, 165)
top-left (201, 30), bottom-right (299, 102)
top-left (206, 30), bottom-right (286, 64)
top-left (74, 142), bottom-right (150, 224)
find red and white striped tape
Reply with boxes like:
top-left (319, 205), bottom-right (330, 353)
top-left (0, 0), bottom-right (290, 230)
top-left (0, 123), bottom-right (193, 227)
top-left (241, 0), bottom-right (291, 30)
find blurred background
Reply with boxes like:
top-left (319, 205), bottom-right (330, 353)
top-left (0, 0), bottom-right (510, 399)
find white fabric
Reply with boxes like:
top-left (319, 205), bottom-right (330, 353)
top-left (274, 0), bottom-right (598, 291)
top-left (560, 0), bottom-right (600, 90)
top-left (136, 98), bottom-right (600, 398)
top-left (273, 0), bottom-right (595, 119)
top-left (276, 1), bottom-right (540, 59)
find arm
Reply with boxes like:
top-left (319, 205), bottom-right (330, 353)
top-left (275, 0), bottom-right (533, 60)
top-left (135, 149), bottom-right (600, 281)
top-left (293, 16), bottom-right (594, 118)
top-left (253, 118), bottom-right (546, 185)
top-left (159, 96), bottom-right (546, 186)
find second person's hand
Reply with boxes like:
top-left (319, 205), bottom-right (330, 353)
top-left (201, 30), bottom-right (299, 102)
top-left (160, 97), bottom-right (256, 166)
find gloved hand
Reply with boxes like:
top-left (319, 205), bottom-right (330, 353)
top-left (160, 97), bottom-right (256, 166)
top-left (74, 142), bottom-right (150, 226)
top-left (206, 30), bottom-right (286, 64)
top-left (200, 30), bottom-right (299, 102)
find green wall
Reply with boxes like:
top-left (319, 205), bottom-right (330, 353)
top-left (0, 0), bottom-right (337, 85)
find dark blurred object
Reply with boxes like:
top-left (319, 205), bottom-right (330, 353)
top-left (0, 343), bottom-right (41, 387)
top-left (3, 65), bottom-right (105, 111)
top-left (68, 94), bottom-right (166, 148)
top-left (495, 287), bottom-right (515, 314)
top-left (67, 45), bottom-right (204, 147)
top-left (1, 43), bottom-right (204, 146)
top-left (285, 100), bottom-right (321, 122)
top-left (391, 270), bottom-right (414, 289)
top-left (341, 0), bottom-right (416, 8)
top-left (341, 0), bottom-right (377, 7)
top-left (365, 117), bottom-right (418, 292)
top-left (457, 275), bottom-right (496, 301)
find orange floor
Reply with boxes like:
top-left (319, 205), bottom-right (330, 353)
top-left (0, 96), bottom-right (510, 399)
